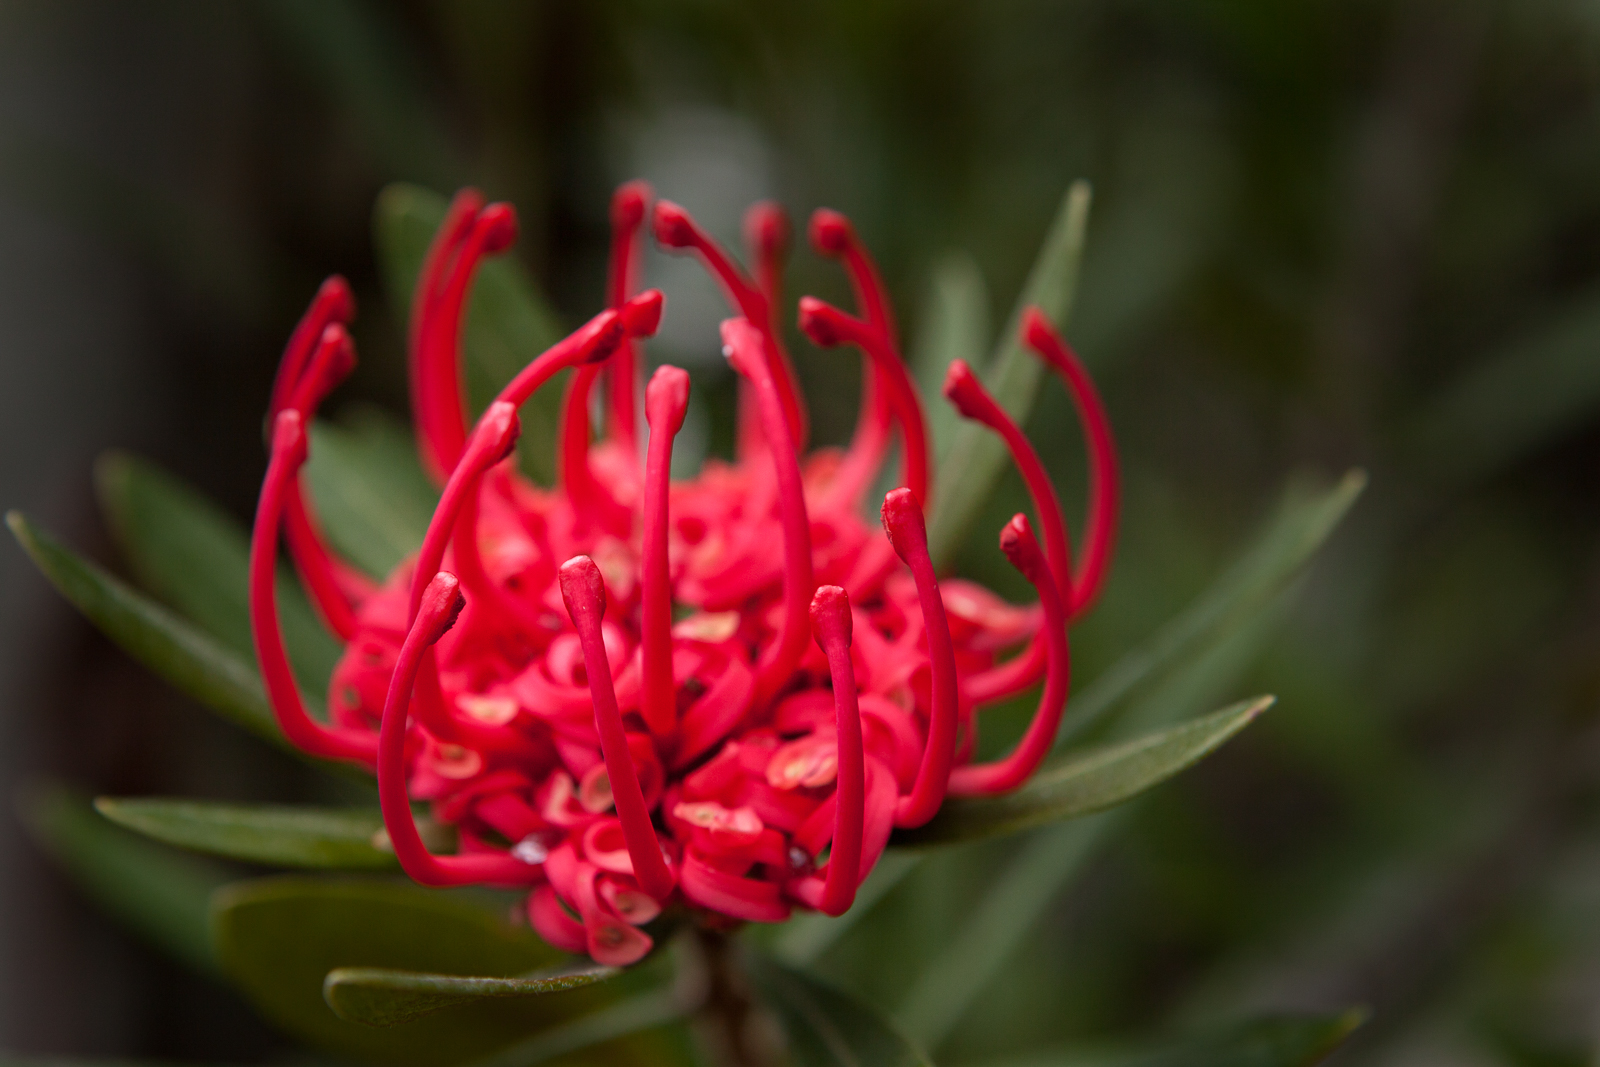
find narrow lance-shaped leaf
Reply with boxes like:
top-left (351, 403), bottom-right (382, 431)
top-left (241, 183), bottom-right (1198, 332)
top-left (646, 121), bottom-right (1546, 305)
top-left (897, 813), bottom-right (1116, 1048)
top-left (304, 407), bottom-right (439, 578)
top-left (930, 181), bottom-right (1092, 566)
top-left (374, 182), bottom-right (568, 485)
top-left (457, 990), bottom-right (688, 1067)
top-left (93, 798), bottom-right (413, 871)
top-left (18, 783), bottom-right (229, 976)
top-left (324, 962), bottom-right (619, 1027)
top-left (913, 252), bottom-right (992, 460)
top-left (7, 511), bottom-right (285, 748)
top-left (95, 451), bottom-right (341, 691)
top-left (892, 695), bottom-right (1271, 848)
top-left (745, 951), bottom-right (932, 1067)
top-left (1060, 469), bottom-right (1366, 747)
top-left (210, 877), bottom-right (622, 1066)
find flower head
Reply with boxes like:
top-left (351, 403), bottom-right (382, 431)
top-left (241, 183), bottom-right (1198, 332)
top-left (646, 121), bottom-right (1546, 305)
top-left (248, 181), bottom-right (1120, 965)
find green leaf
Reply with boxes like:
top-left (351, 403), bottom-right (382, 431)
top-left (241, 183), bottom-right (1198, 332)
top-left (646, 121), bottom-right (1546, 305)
top-left (95, 451), bottom-right (340, 691)
top-left (896, 815), bottom-right (1116, 1049)
top-left (304, 407), bottom-right (439, 578)
top-left (17, 783), bottom-right (229, 975)
top-left (7, 511), bottom-right (285, 748)
top-left (745, 952), bottom-right (932, 1067)
top-left (913, 253), bottom-right (992, 460)
top-left (929, 181), bottom-right (1092, 566)
top-left (374, 182), bottom-right (568, 485)
top-left (93, 798), bottom-right (404, 871)
top-left (1405, 283), bottom-right (1600, 486)
top-left (458, 990), bottom-right (687, 1067)
top-left (324, 961), bottom-right (619, 1026)
top-left (210, 876), bottom-right (619, 1065)
top-left (1060, 470), bottom-right (1365, 747)
top-left (972, 1011), bottom-right (1368, 1067)
top-left (893, 696), bottom-right (1272, 847)
top-left (773, 852), bottom-right (923, 966)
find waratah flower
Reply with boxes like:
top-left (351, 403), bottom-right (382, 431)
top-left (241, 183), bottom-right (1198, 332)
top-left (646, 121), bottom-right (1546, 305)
top-left (247, 180), bottom-right (1119, 967)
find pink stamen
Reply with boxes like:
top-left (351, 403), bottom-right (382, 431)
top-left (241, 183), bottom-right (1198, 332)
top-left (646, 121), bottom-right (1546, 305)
top-left (408, 401), bottom-right (522, 626)
top-left (798, 298), bottom-right (930, 507)
top-left (745, 201), bottom-right (790, 320)
top-left (880, 489), bottom-right (958, 829)
top-left (377, 571), bottom-right (542, 886)
top-left (605, 180), bottom-right (652, 454)
top-left (944, 359), bottom-right (1071, 705)
top-left (654, 199), bottom-right (808, 451)
top-left (947, 515), bottom-right (1071, 795)
top-left (409, 191), bottom-right (481, 472)
top-left (808, 586), bottom-right (865, 916)
top-left (558, 556), bottom-right (675, 901)
top-left (808, 210), bottom-right (893, 509)
top-left (720, 318), bottom-right (814, 709)
top-left (1022, 307), bottom-right (1120, 617)
top-left (420, 202), bottom-right (519, 479)
top-left (280, 323), bottom-right (363, 640)
top-left (248, 410), bottom-right (377, 765)
top-left (640, 366), bottom-right (691, 737)
top-left (268, 274), bottom-right (355, 425)
top-left (558, 365), bottom-right (633, 536)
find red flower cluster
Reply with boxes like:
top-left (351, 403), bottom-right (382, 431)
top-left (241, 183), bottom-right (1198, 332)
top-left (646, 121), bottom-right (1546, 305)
top-left (248, 181), bottom-right (1119, 965)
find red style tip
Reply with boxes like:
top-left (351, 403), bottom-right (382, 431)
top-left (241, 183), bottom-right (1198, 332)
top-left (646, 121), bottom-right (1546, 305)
top-left (645, 365), bottom-right (690, 435)
top-left (417, 572), bottom-right (467, 644)
top-left (1000, 514), bottom-right (1049, 587)
top-left (477, 401), bottom-right (523, 464)
top-left (558, 555), bottom-right (608, 624)
top-left (797, 296), bottom-right (845, 347)
top-left (880, 487), bottom-right (928, 559)
top-left (745, 201), bottom-right (790, 260)
top-left (477, 203), bottom-right (520, 255)
top-left (809, 585), bottom-right (853, 646)
top-left (1021, 306), bottom-right (1056, 354)
top-left (318, 274), bottom-right (357, 324)
top-left (808, 208), bottom-right (853, 257)
top-left (621, 289), bottom-right (665, 338)
top-left (270, 409), bottom-right (308, 465)
top-left (652, 200), bottom-right (697, 249)
top-left (941, 359), bottom-right (992, 422)
top-left (611, 180), bottom-right (651, 231)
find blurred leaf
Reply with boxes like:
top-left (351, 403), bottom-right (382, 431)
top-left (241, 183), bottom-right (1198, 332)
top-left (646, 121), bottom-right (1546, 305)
top-left (373, 182), bottom-right (568, 485)
top-left (893, 696), bottom-right (1273, 847)
top-left (211, 876), bottom-right (623, 1066)
top-left (7, 511), bottom-right (286, 748)
top-left (967, 1011), bottom-right (1367, 1067)
top-left (93, 798), bottom-right (402, 871)
top-left (1406, 284), bottom-right (1600, 485)
top-left (914, 253), bottom-right (992, 458)
top-left (1061, 470), bottom-right (1365, 747)
top-left (18, 783), bottom-right (228, 976)
top-left (459, 989), bottom-right (687, 1067)
top-left (305, 407), bottom-right (439, 578)
top-left (745, 952), bottom-right (932, 1067)
top-left (896, 815), bottom-right (1115, 1049)
top-left (324, 961), bottom-right (618, 1026)
top-left (95, 451), bottom-right (340, 690)
top-left (774, 852), bottom-right (923, 966)
top-left (929, 181), bottom-right (1092, 566)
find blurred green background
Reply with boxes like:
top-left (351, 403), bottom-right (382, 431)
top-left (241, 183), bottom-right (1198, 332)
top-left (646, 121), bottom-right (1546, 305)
top-left (4, 0), bottom-right (1600, 1063)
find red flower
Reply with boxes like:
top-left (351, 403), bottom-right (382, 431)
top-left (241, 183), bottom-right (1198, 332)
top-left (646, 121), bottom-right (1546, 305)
top-left (247, 181), bottom-right (1120, 966)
